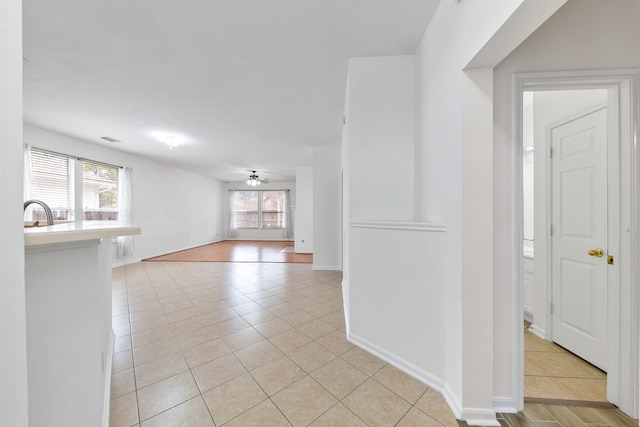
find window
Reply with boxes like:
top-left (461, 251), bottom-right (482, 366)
top-left (26, 148), bottom-right (119, 222)
top-left (82, 160), bottom-right (119, 220)
top-left (261, 191), bottom-right (285, 228)
top-left (28, 149), bottom-right (72, 220)
top-left (235, 190), bottom-right (285, 229)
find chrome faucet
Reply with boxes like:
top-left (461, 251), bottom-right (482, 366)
top-left (24, 199), bottom-right (54, 226)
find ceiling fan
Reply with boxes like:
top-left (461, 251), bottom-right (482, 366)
top-left (246, 170), bottom-right (269, 186)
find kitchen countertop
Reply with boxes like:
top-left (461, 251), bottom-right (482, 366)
top-left (24, 221), bottom-right (140, 247)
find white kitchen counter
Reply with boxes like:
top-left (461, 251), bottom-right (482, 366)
top-left (24, 220), bottom-right (140, 246)
top-left (24, 222), bottom-right (140, 427)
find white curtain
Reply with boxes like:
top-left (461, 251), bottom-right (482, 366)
top-left (23, 144), bottom-right (33, 202)
top-left (282, 190), bottom-right (293, 239)
top-left (117, 167), bottom-right (135, 258)
top-left (228, 190), bottom-right (238, 238)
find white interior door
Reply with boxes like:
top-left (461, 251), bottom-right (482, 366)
top-left (551, 107), bottom-right (608, 371)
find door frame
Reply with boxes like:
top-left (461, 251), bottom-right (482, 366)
top-left (512, 69), bottom-right (639, 417)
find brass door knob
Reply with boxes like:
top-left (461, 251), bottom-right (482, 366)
top-left (588, 248), bottom-right (604, 257)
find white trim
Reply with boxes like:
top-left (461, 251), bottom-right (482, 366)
top-left (102, 330), bottom-right (115, 427)
top-left (138, 239), bottom-right (225, 261)
top-left (460, 409), bottom-right (501, 427)
top-left (341, 278), bottom-right (350, 333)
top-left (528, 324), bottom-right (546, 340)
top-left (111, 257), bottom-right (142, 268)
top-left (311, 265), bottom-right (341, 271)
top-left (606, 85), bottom-right (622, 405)
top-left (512, 73), bottom-right (526, 413)
top-left (512, 69), bottom-right (639, 418)
top-left (226, 237), bottom-right (295, 242)
top-left (350, 220), bottom-right (446, 232)
top-left (441, 383), bottom-right (462, 420)
top-left (493, 396), bottom-right (517, 414)
top-left (347, 331), bottom-right (447, 394)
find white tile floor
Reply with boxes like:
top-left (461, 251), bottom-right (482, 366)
top-left (109, 261), bottom-right (460, 426)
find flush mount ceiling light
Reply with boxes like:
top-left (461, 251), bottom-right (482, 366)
top-left (247, 171), bottom-right (261, 186)
top-left (154, 133), bottom-right (184, 149)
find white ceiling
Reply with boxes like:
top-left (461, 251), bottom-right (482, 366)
top-left (23, 1), bottom-right (439, 182)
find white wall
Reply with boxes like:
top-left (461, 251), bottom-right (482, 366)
top-left (493, 0), bottom-right (639, 411)
top-left (0, 1), bottom-right (29, 425)
top-left (224, 180), bottom-right (296, 242)
top-left (348, 56), bottom-right (415, 220)
top-left (312, 147), bottom-right (341, 270)
top-left (416, 1), bottom-right (566, 421)
top-left (295, 167), bottom-right (313, 253)
top-left (24, 125), bottom-right (225, 264)
top-left (344, 53), bottom-right (448, 404)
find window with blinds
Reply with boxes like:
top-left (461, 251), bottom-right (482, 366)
top-left (26, 148), bottom-right (120, 222)
top-left (82, 160), bottom-right (119, 220)
top-left (29, 149), bottom-right (72, 220)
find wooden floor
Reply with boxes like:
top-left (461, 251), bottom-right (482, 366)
top-left (483, 401), bottom-right (638, 427)
top-left (144, 240), bottom-right (313, 263)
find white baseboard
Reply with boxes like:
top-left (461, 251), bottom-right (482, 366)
top-left (312, 265), bottom-right (342, 271)
top-left (341, 278), bottom-right (350, 333)
top-left (139, 240), bottom-right (225, 262)
top-left (102, 330), bottom-right (115, 427)
top-left (524, 311), bottom-right (533, 324)
top-left (460, 408), bottom-right (501, 426)
top-left (441, 383), bottom-right (463, 419)
top-left (226, 238), bottom-right (295, 242)
top-left (493, 396), bottom-right (517, 414)
top-left (346, 332), bottom-right (446, 394)
top-left (528, 324), bottom-right (546, 339)
top-left (111, 257), bottom-right (141, 268)
top-left (347, 332), bottom-right (502, 426)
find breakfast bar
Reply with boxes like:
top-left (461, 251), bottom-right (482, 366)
top-left (24, 222), bottom-right (140, 427)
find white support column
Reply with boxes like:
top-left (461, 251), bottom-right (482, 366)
top-left (461, 68), bottom-right (498, 426)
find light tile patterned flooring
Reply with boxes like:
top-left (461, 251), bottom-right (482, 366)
top-left (109, 261), bottom-right (460, 427)
top-left (524, 326), bottom-right (607, 401)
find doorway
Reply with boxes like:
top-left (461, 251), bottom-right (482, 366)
top-left (514, 70), bottom-right (638, 418)
top-left (522, 88), bottom-right (610, 401)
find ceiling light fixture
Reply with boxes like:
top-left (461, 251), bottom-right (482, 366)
top-left (247, 171), bottom-right (261, 187)
top-left (155, 133), bottom-right (184, 149)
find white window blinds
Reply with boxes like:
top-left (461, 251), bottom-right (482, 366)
top-left (26, 148), bottom-right (121, 222)
top-left (29, 149), bottom-right (71, 220)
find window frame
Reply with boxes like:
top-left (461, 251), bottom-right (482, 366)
top-left (27, 147), bottom-right (121, 222)
top-left (234, 190), bottom-right (286, 230)
top-left (81, 159), bottom-right (119, 221)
